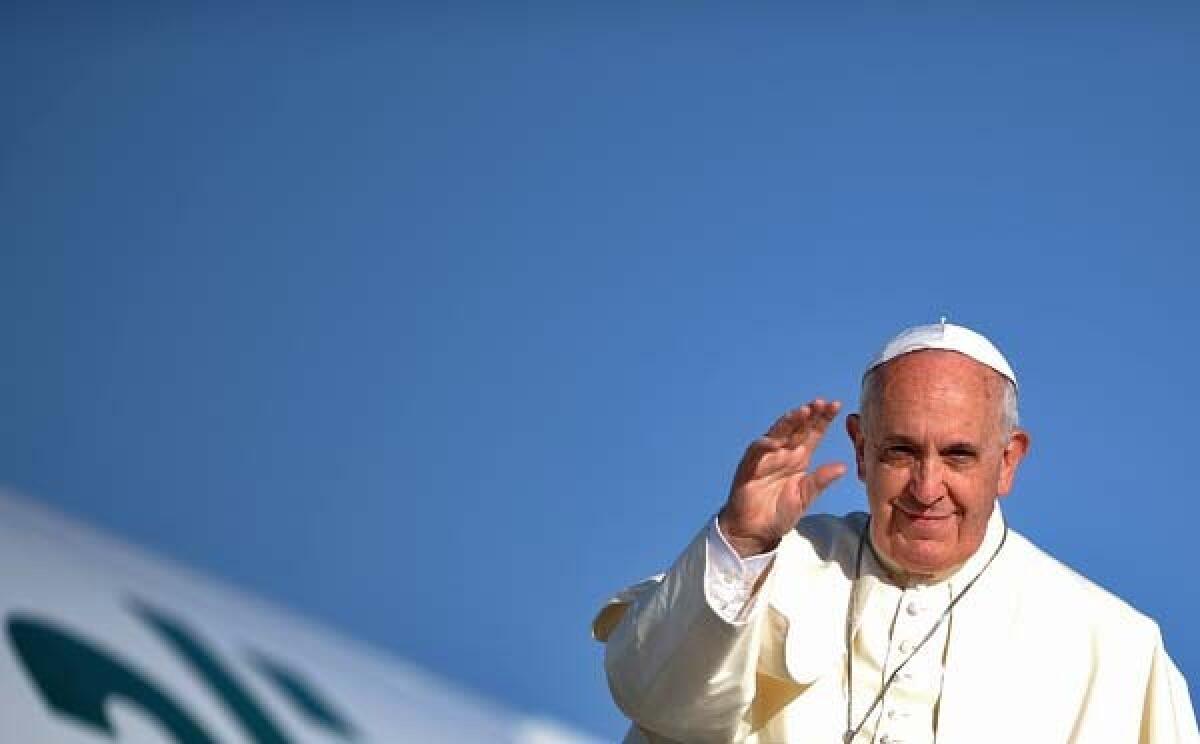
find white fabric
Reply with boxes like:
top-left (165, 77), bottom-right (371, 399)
top-left (597, 508), bottom-right (1200, 743)
top-left (852, 579), bottom-right (951, 744)
top-left (705, 511), bottom-right (1006, 743)
top-left (841, 508), bottom-right (1007, 744)
top-left (704, 518), bottom-right (775, 624)
top-left (867, 320), bottom-right (1018, 388)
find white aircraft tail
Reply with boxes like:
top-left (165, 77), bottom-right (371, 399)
top-left (0, 489), bottom-right (602, 744)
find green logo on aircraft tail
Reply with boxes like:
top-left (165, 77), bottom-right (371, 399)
top-left (8, 600), bottom-right (360, 743)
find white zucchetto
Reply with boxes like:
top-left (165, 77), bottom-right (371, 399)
top-left (866, 319), bottom-right (1018, 389)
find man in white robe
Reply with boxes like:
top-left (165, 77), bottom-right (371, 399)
top-left (593, 322), bottom-right (1198, 743)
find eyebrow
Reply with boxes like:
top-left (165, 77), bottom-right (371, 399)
top-left (878, 436), bottom-right (980, 453)
top-left (941, 442), bottom-right (980, 454)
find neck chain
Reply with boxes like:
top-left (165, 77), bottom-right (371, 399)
top-left (843, 515), bottom-right (1008, 744)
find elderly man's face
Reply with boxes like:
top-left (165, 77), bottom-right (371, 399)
top-left (846, 350), bottom-right (1029, 576)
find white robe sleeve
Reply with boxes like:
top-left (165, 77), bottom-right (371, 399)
top-left (1139, 634), bottom-right (1200, 743)
top-left (596, 525), bottom-right (777, 744)
top-left (705, 517), bottom-right (776, 623)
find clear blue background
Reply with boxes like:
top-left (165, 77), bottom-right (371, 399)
top-left (3, 4), bottom-right (1197, 738)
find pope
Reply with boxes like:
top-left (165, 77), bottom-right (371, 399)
top-left (593, 321), bottom-right (1199, 743)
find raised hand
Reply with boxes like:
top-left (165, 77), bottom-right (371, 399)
top-left (717, 400), bottom-right (847, 557)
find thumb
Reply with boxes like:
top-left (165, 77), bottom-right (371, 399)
top-left (781, 462), bottom-right (848, 519)
top-left (810, 462), bottom-right (847, 493)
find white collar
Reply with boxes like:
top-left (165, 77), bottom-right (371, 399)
top-left (867, 504), bottom-right (1006, 588)
top-left (851, 505), bottom-right (1007, 632)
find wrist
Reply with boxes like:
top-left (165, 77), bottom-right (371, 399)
top-left (716, 512), bottom-right (780, 558)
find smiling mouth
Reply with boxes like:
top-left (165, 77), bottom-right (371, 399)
top-left (895, 505), bottom-right (955, 521)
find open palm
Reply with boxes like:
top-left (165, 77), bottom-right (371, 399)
top-left (718, 399), bottom-right (846, 557)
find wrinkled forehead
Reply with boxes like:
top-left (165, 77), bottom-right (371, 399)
top-left (876, 349), bottom-right (1006, 391)
top-left (868, 350), bottom-right (1010, 430)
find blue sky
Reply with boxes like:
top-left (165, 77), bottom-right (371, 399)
top-left (2, 4), bottom-right (1198, 738)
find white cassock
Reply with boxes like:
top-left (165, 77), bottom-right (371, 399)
top-left (593, 507), bottom-right (1199, 743)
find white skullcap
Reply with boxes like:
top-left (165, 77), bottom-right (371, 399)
top-left (866, 319), bottom-right (1018, 390)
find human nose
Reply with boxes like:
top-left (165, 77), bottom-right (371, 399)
top-left (908, 456), bottom-right (946, 506)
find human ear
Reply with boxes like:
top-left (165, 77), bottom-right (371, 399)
top-left (997, 428), bottom-right (1030, 496)
top-left (846, 413), bottom-right (867, 481)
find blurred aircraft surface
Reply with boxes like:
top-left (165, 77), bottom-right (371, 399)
top-left (0, 490), bottom-right (602, 744)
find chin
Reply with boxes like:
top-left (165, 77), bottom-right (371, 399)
top-left (894, 540), bottom-right (957, 575)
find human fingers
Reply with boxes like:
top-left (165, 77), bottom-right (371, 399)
top-left (738, 435), bottom-right (786, 473)
top-left (808, 461), bottom-right (847, 492)
top-left (755, 445), bottom-right (814, 483)
top-left (761, 436), bottom-right (846, 485)
top-left (779, 461), bottom-right (847, 516)
top-left (745, 435), bottom-right (785, 458)
top-left (743, 402), bottom-right (833, 486)
top-left (731, 436), bottom-right (787, 490)
top-left (765, 405), bottom-right (811, 443)
top-left (767, 400), bottom-right (836, 445)
top-left (792, 399), bottom-right (841, 451)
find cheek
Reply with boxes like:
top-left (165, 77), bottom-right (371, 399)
top-left (865, 467), bottom-right (911, 513)
top-left (868, 463), bottom-right (912, 493)
top-left (948, 471), bottom-right (1001, 510)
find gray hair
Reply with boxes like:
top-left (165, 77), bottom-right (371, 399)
top-left (859, 364), bottom-right (1019, 441)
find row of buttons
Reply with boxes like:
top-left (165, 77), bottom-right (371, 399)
top-left (871, 589), bottom-right (948, 743)
top-left (875, 708), bottom-right (913, 744)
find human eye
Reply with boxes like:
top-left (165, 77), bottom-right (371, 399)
top-left (943, 446), bottom-right (978, 467)
top-left (881, 444), bottom-right (916, 463)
